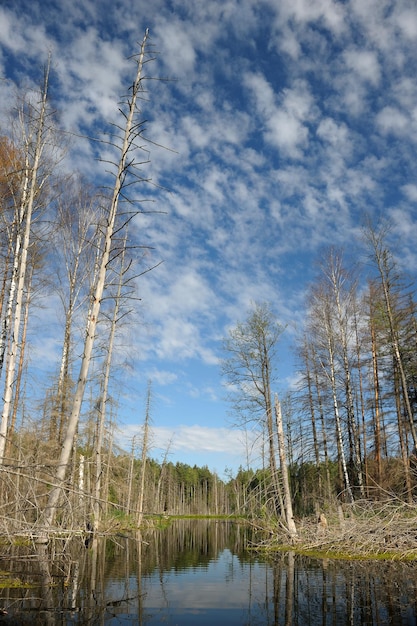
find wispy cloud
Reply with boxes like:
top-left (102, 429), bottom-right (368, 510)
top-left (117, 423), bottom-right (263, 475)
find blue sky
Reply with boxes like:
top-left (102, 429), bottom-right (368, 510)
top-left (1, 0), bottom-right (417, 478)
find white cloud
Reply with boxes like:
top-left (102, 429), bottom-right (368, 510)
top-left (270, 0), bottom-right (346, 34)
top-left (155, 18), bottom-right (197, 77)
top-left (244, 73), bottom-right (313, 157)
top-left (0, 8), bottom-right (44, 55)
top-left (316, 117), bottom-right (352, 157)
top-left (119, 423), bottom-right (261, 459)
top-left (394, 7), bottom-right (417, 40)
top-left (343, 49), bottom-right (381, 86)
top-left (145, 368), bottom-right (178, 386)
top-left (350, 0), bottom-right (396, 53)
top-left (134, 262), bottom-right (220, 365)
top-left (57, 29), bottom-right (129, 129)
top-left (269, 112), bottom-right (305, 155)
top-left (376, 106), bottom-right (409, 136)
top-left (402, 184), bottom-right (417, 202)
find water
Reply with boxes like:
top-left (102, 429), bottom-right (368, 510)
top-left (0, 519), bottom-right (416, 624)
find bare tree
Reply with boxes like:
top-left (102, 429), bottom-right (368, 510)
top-left (306, 283), bottom-right (354, 503)
top-left (92, 231), bottom-right (128, 531)
top-left (137, 381), bottom-right (152, 527)
top-left (0, 59), bottom-right (55, 464)
top-left (0, 136), bottom-right (25, 373)
top-left (222, 302), bottom-right (285, 516)
top-left (364, 222), bottom-right (417, 448)
top-left (320, 249), bottom-right (364, 497)
top-left (368, 281), bottom-right (384, 491)
top-left (274, 394), bottom-right (297, 538)
top-left (41, 30), bottom-right (153, 530)
top-left (50, 179), bottom-right (102, 445)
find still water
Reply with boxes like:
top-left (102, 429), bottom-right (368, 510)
top-left (0, 519), bottom-right (416, 624)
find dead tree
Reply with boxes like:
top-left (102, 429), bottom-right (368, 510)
top-left (0, 60), bottom-right (53, 464)
top-left (41, 30), bottom-right (152, 530)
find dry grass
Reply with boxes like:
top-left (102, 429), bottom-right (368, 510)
top-left (257, 501), bottom-right (417, 560)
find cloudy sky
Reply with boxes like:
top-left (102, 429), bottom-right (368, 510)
top-left (1, 0), bottom-right (417, 477)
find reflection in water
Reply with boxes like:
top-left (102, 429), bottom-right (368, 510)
top-left (0, 520), bottom-right (415, 624)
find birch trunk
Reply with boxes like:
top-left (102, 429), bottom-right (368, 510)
top-left (314, 294), bottom-right (354, 503)
top-left (365, 225), bottom-right (417, 448)
top-left (6, 261), bottom-right (33, 458)
top-left (370, 307), bottom-right (382, 489)
top-left (324, 252), bottom-right (364, 496)
top-left (311, 345), bottom-right (332, 499)
top-left (0, 62), bottom-right (50, 464)
top-left (274, 395), bottom-right (297, 538)
top-left (41, 30), bottom-right (150, 530)
top-left (0, 145), bottom-right (28, 376)
top-left (93, 235), bottom-right (126, 531)
top-left (334, 284), bottom-right (364, 496)
top-left (326, 328), bottom-right (354, 503)
top-left (137, 381), bottom-right (151, 527)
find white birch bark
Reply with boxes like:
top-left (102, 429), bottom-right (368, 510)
top-left (326, 255), bottom-right (365, 496)
top-left (0, 147), bottom-right (29, 375)
top-left (274, 395), bottom-right (297, 538)
top-left (136, 381), bottom-right (151, 527)
top-left (53, 194), bottom-right (103, 444)
top-left (0, 63), bottom-right (50, 464)
top-left (365, 225), bottom-right (417, 447)
top-left (93, 234), bottom-right (126, 530)
top-left (324, 319), bottom-right (354, 503)
top-left (41, 31), bottom-right (150, 530)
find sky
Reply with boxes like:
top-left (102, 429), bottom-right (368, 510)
top-left (1, 0), bottom-right (417, 479)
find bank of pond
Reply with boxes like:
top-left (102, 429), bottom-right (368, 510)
top-left (0, 518), bottom-right (416, 624)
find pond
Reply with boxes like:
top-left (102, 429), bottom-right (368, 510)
top-left (0, 519), bottom-right (416, 624)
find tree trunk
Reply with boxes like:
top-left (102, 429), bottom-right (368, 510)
top-left (325, 251), bottom-right (364, 496)
top-left (394, 361), bottom-right (413, 504)
top-left (325, 312), bottom-right (354, 503)
top-left (370, 308), bottom-right (383, 492)
top-left (6, 261), bottom-right (33, 459)
top-left (93, 233), bottom-right (127, 531)
top-left (41, 30), bottom-right (150, 530)
top-left (274, 395), bottom-right (297, 539)
top-left (0, 61), bottom-right (50, 464)
top-left (137, 381), bottom-right (151, 527)
top-left (365, 225), bottom-right (417, 448)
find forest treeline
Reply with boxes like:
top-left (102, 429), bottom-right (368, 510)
top-left (220, 236), bottom-right (417, 536)
top-left (0, 36), bottom-right (417, 539)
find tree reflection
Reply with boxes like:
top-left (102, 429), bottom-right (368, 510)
top-left (0, 523), bottom-right (416, 623)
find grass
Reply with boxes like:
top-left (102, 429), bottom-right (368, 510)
top-left (0, 572), bottom-right (36, 589)
top-left (254, 501), bottom-right (417, 562)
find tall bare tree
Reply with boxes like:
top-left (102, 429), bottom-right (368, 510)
top-left (0, 60), bottom-right (54, 464)
top-left (222, 302), bottom-right (285, 516)
top-left (50, 179), bottom-right (102, 444)
top-left (41, 30), bottom-right (152, 530)
top-left (0, 137), bottom-right (24, 372)
top-left (137, 380), bottom-right (152, 527)
top-left (306, 283), bottom-right (354, 502)
top-left (274, 394), bottom-right (297, 538)
top-left (364, 222), bottom-right (417, 449)
top-left (92, 231), bottom-right (129, 530)
top-left (320, 249), bottom-right (364, 497)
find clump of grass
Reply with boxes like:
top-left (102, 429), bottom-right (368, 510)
top-left (257, 501), bottom-right (417, 562)
top-left (0, 572), bottom-right (35, 589)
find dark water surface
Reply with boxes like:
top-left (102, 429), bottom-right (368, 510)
top-left (0, 519), bottom-right (416, 624)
